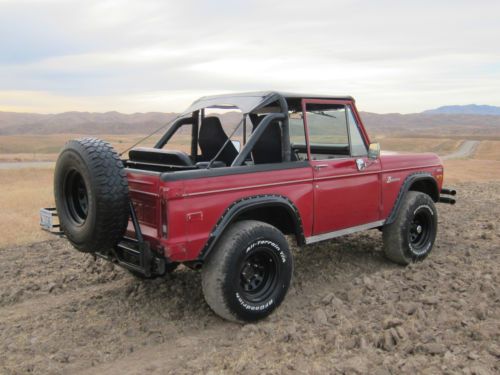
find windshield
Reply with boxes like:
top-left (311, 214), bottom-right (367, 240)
top-left (182, 92), bottom-right (275, 115)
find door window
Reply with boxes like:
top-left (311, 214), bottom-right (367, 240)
top-left (304, 103), bottom-right (349, 160)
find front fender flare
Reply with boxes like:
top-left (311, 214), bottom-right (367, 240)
top-left (385, 172), bottom-right (439, 225)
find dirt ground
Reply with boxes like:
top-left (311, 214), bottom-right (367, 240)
top-left (0, 136), bottom-right (497, 374)
top-left (0, 181), bottom-right (498, 375)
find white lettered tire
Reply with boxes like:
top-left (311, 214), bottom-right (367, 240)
top-left (202, 220), bottom-right (293, 322)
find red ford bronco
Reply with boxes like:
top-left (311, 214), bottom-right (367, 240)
top-left (41, 91), bottom-right (456, 322)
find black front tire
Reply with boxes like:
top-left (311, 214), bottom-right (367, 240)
top-left (383, 191), bottom-right (438, 265)
top-left (202, 220), bottom-right (293, 323)
top-left (54, 138), bottom-right (129, 253)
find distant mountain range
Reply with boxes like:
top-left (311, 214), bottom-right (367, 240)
top-left (422, 104), bottom-right (500, 116)
top-left (0, 111), bottom-right (178, 135)
top-left (1, 106), bottom-right (500, 138)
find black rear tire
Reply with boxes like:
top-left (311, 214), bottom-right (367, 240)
top-left (54, 138), bottom-right (129, 253)
top-left (383, 191), bottom-right (438, 265)
top-left (202, 220), bottom-right (293, 323)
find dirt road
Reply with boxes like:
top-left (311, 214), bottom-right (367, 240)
top-left (441, 140), bottom-right (480, 160)
top-left (0, 161), bottom-right (54, 170)
top-left (1, 182), bottom-right (499, 375)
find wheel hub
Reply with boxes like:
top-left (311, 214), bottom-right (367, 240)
top-left (241, 261), bottom-right (266, 292)
top-left (239, 247), bottom-right (280, 302)
top-left (64, 169), bottom-right (89, 225)
top-left (408, 208), bottom-right (433, 254)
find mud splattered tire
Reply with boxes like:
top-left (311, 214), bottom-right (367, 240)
top-left (54, 138), bottom-right (129, 253)
top-left (383, 191), bottom-right (438, 265)
top-left (202, 220), bottom-right (293, 323)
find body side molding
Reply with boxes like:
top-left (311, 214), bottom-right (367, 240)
top-left (305, 220), bottom-right (385, 244)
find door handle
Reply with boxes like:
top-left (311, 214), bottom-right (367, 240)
top-left (356, 158), bottom-right (366, 171)
top-left (314, 164), bottom-right (328, 170)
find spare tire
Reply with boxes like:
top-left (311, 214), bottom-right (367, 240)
top-left (54, 138), bottom-right (129, 253)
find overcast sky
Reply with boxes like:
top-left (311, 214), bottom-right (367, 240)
top-left (0, 0), bottom-right (499, 114)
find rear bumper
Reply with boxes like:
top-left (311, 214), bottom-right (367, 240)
top-left (39, 206), bottom-right (171, 278)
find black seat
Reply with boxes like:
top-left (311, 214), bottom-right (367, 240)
top-left (251, 116), bottom-right (283, 164)
top-left (199, 116), bottom-right (238, 166)
top-left (129, 147), bottom-right (193, 166)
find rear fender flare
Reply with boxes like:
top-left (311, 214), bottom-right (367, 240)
top-left (198, 194), bottom-right (304, 261)
top-left (385, 172), bottom-right (439, 225)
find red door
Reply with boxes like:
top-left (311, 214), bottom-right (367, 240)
top-left (302, 99), bottom-right (381, 236)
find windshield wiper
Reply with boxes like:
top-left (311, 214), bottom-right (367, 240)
top-left (317, 111), bottom-right (337, 119)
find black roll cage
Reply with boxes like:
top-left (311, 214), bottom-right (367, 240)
top-left (153, 93), bottom-right (291, 166)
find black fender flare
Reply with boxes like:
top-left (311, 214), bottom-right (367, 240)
top-left (385, 172), bottom-right (439, 225)
top-left (198, 194), bottom-right (305, 261)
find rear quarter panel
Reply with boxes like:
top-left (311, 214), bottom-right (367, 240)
top-left (162, 166), bottom-right (314, 261)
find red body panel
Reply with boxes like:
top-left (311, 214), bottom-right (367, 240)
top-left (301, 98), bottom-right (382, 234)
top-left (379, 152), bottom-right (444, 218)
top-left (166, 167), bottom-right (314, 261)
top-left (311, 157), bottom-right (381, 234)
top-left (126, 101), bottom-right (444, 263)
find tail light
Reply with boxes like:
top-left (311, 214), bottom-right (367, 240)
top-left (160, 197), bottom-right (168, 238)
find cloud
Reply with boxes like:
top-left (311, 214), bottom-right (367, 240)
top-left (0, 0), bottom-right (499, 113)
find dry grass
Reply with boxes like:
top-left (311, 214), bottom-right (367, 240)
top-left (374, 136), bottom-right (463, 155)
top-left (0, 153), bottom-right (58, 162)
top-left (0, 168), bottom-right (54, 248)
top-left (443, 159), bottom-right (500, 183)
top-left (0, 134), bottom-right (157, 154)
top-left (0, 134), bottom-right (466, 159)
top-left (474, 140), bottom-right (500, 161)
top-left (0, 134), bottom-right (193, 160)
top-left (1, 135), bottom-right (466, 155)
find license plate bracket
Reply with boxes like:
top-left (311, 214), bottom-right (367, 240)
top-left (39, 208), bottom-right (63, 235)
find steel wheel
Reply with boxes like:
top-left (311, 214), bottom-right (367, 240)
top-left (408, 208), bottom-right (432, 255)
top-left (239, 248), bottom-right (280, 303)
top-left (64, 169), bottom-right (89, 225)
top-left (202, 220), bottom-right (293, 322)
